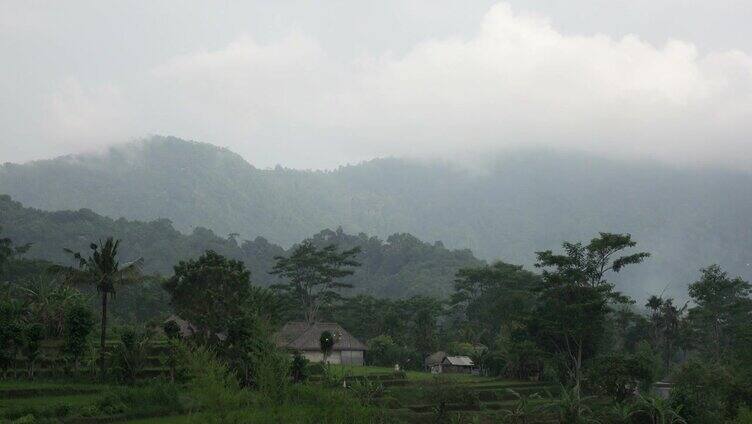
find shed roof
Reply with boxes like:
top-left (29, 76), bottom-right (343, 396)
top-left (164, 314), bottom-right (228, 341)
top-left (442, 356), bottom-right (475, 367)
top-left (164, 314), bottom-right (198, 338)
top-left (274, 322), bottom-right (367, 352)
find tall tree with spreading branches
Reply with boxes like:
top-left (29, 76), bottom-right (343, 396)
top-left (50, 238), bottom-right (144, 380)
top-left (531, 232), bottom-right (649, 393)
top-left (271, 241), bottom-right (360, 324)
top-left (688, 265), bottom-right (752, 362)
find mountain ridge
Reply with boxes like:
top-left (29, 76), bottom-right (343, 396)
top-left (2, 135), bottom-right (751, 300)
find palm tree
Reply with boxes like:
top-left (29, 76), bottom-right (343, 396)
top-left (50, 238), bottom-right (143, 380)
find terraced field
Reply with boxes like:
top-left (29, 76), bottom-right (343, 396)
top-left (326, 365), bottom-right (560, 423)
top-left (0, 367), bottom-right (560, 423)
top-left (0, 380), bottom-right (184, 423)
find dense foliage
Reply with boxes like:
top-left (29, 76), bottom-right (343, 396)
top-left (1, 210), bottom-right (751, 422)
top-left (0, 195), bottom-right (481, 299)
top-left (271, 242), bottom-right (361, 323)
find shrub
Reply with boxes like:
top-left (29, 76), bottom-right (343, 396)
top-left (255, 349), bottom-right (291, 402)
top-left (348, 378), bottom-right (385, 406)
top-left (22, 323), bottom-right (45, 378)
top-left (161, 338), bottom-right (182, 382)
top-left (163, 320), bottom-right (181, 340)
top-left (95, 379), bottom-right (183, 417)
top-left (499, 389), bottom-right (544, 424)
top-left (111, 327), bottom-right (152, 384)
top-left (290, 351), bottom-right (309, 383)
top-left (586, 351), bottom-right (656, 402)
top-left (669, 360), bottom-right (726, 423)
top-left (0, 300), bottom-right (23, 378)
top-left (182, 343), bottom-right (250, 418)
top-left (366, 334), bottom-right (420, 368)
top-left (63, 304), bottom-right (95, 373)
top-left (633, 394), bottom-right (687, 424)
top-left (424, 377), bottom-right (480, 422)
top-left (549, 385), bottom-right (596, 424)
top-left (732, 407), bottom-right (752, 424)
top-left (307, 362), bottom-right (325, 375)
top-left (221, 311), bottom-right (277, 387)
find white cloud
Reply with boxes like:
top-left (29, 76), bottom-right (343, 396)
top-left (44, 79), bottom-right (136, 152)
top-left (28, 3), bottom-right (752, 169)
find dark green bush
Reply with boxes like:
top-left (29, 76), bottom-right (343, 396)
top-left (307, 362), bottom-right (325, 375)
top-left (63, 304), bottom-right (95, 374)
top-left (95, 379), bottom-right (183, 417)
top-left (585, 351), bottom-right (656, 401)
top-left (163, 320), bottom-right (181, 340)
top-left (290, 351), bottom-right (309, 383)
top-left (111, 327), bottom-right (152, 384)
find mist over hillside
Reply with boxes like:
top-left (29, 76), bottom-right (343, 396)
top-left (0, 195), bottom-right (481, 298)
top-left (2, 136), bottom-right (751, 300)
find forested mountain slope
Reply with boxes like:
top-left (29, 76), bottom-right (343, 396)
top-left (2, 136), bottom-right (751, 299)
top-left (0, 195), bottom-right (481, 298)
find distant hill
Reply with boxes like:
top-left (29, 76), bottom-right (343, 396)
top-left (2, 136), bottom-right (751, 300)
top-left (0, 195), bottom-right (482, 298)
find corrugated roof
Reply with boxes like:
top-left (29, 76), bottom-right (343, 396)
top-left (274, 321), bottom-right (367, 351)
top-left (443, 356), bottom-right (475, 366)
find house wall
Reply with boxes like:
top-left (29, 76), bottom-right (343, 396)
top-left (299, 350), bottom-right (363, 365)
top-left (340, 350), bottom-right (364, 366)
top-left (301, 351), bottom-right (338, 364)
top-left (442, 365), bottom-right (472, 374)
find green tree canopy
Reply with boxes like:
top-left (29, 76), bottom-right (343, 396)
top-left (164, 250), bottom-right (255, 336)
top-left (530, 233), bottom-right (649, 391)
top-left (451, 261), bottom-right (540, 345)
top-left (271, 241), bottom-right (361, 324)
top-left (688, 264), bottom-right (752, 362)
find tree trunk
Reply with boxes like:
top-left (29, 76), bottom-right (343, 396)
top-left (575, 341), bottom-right (583, 396)
top-left (100, 292), bottom-right (108, 381)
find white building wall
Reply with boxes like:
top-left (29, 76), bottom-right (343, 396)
top-left (300, 350), bottom-right (363, 365)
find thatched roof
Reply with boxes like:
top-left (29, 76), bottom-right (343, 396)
top-left (274, 321), bottom-right (367, 352)
top-left (425, 351), bottom-right (447, 366)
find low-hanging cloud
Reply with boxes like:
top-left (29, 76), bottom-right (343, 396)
top-left (38, 3), bottom-right (752, 169)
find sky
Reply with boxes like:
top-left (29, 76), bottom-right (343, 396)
top-left (1, 1), bottom-right (751, 170)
